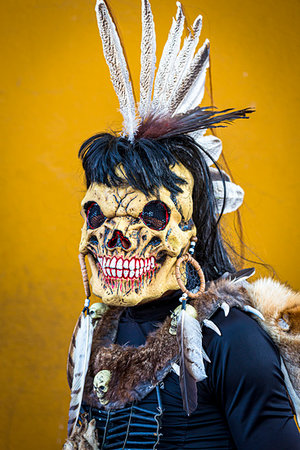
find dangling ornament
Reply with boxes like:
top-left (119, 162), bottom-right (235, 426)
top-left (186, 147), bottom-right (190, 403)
top-left (175, 237), bottom-right (205, 300)
top-left (66, 254), bottom-right (94, 437)
top-left (175, 237), bottom-right (208, 416)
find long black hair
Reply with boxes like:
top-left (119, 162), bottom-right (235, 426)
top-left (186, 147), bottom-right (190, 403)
top-left (79, 132), bottom-right (235, 281)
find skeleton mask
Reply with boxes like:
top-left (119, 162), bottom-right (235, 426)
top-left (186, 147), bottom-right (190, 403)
top-left (79, 163), bottom-right (196, 307)
top-left (93, 370), bottom-right (111, 404)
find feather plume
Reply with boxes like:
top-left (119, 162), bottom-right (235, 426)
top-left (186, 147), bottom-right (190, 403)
top-left (177, 309), bottom-right (207, 415)
top-left (139, 0), bottom-right (156, 120)
top-left (164, 15), bottom-right (202, 108)
top-left (67, 312), bottom-right (94, 437)
top-left (135, 106), bottom-right (254, 140)
top-left (194, 135), bottom-right (222, 166)
top-left (95, 0), bottom-right (137, 140)
top-left (151, 2), bottom-right (185, 113)
top-left (213, 179), bottom-right (244, 214)
top-left (209, 167), bottom-right (231, 182)
top-left (224, 268), bottom-right (256, 283)
top-left (188, 128), bottom-right (206, 144)
top-left (170, 39), bottom-right (210, 115)
top-left (175, 65), bottom-right (208, 115)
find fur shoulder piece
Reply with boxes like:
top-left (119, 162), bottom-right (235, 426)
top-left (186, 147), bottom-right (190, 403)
top-left (81, 277), bottom-right (254, 410)
top-left (68, 277), bottom-right (299, 420)
top-left (244, 278), bottom-right (300, 421)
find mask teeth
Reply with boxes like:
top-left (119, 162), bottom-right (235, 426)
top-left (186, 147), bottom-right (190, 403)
top-left (96, 255), bottom-right (157, 283)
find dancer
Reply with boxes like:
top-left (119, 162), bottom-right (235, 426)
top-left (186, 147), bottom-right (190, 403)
top-left (64, 1), bottom-right (300, 448)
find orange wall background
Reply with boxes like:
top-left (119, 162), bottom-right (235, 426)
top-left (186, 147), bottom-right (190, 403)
top-left (1, 0), bottom-right (299, 448)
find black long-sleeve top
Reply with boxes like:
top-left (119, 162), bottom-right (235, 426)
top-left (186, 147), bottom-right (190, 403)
top-left (116, 291), bottom-right (300, 449)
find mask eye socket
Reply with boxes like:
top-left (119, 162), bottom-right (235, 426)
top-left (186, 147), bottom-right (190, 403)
top-left (140, 200), bottom-right (170, 231)
top-left (84, 202), bottom-right (106, 229)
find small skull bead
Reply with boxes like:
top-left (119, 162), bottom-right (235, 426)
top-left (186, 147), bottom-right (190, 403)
top-left (89, 302), bottom-right (109, 321)
top-left (169, 304), bottom-right (198, 335)
top-left (93, 370), bottom-right (112, 405)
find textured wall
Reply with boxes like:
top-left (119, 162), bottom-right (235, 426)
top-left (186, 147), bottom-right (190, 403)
top-left (1, 0), bottom-right (299, 448)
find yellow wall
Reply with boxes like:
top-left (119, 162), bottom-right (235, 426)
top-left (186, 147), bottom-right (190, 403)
top-left (1, 0), bottom-right (299, 448)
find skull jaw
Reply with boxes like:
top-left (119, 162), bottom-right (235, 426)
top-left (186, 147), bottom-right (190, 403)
top-left (87, 253), bottom-right (181, 306)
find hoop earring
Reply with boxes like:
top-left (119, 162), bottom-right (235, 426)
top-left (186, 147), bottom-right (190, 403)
top-left (175, 238), bottom-right (205, 299)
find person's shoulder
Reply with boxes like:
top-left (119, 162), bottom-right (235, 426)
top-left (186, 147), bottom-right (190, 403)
top-left (203, 306), bottom-right (279, 358)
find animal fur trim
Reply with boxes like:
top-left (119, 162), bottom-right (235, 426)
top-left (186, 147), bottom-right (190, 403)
top-left (63, 416), bottom-right (99, 449)
top-left (84, 312), bottom-right (178, 409)
top-left (67, 277), bottom-right (299, 417)
top-left (81, 278), bottom-right (252, 409)
top-left (245, 278), bottom-right (300, 398)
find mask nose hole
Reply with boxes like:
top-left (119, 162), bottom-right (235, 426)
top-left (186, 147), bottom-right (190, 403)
top-left (107, 230), bottom-right (131, 250)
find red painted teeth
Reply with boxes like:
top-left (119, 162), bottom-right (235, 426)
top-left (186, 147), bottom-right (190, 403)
top-left (96, 256), bottom-right (156, 280)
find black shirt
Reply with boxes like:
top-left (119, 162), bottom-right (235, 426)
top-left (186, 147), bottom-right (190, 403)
top-left (116, 292), bottom-right (300, 449)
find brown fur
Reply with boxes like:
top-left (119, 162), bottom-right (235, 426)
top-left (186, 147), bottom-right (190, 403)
top-left (67, 277), bottom-right (300, 411)
top-left (84, 315), bottom-right (178, 408)
top-left (194, 279), bottom-right (252, 320)
top-left (245, 278), bottom-right (300, 396)
top-left (83, 279), bottom-right (254, 409)
top-left (63, 417), bottom-right (99, 450)
top-left (66, 277), bottom-right (300, 447)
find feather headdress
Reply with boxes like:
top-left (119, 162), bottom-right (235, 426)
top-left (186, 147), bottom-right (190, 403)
top-left (94, 0), bottom-right (253, 213)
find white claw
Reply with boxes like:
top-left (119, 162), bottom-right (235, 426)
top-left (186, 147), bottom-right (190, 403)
top-left (243, 305), bottom-right (265, 321)
top-left (221, 302), bottom-right (230, 317)
top-left (203, 319), bottom-right (221, 336)
top-left (202, 349), bottom-right (211, 363)
top-left (171, 362), bottom-right (180, 376)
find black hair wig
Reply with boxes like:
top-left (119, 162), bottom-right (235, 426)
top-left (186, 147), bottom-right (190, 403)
top-left (79, 132), bottom-right (235, 281)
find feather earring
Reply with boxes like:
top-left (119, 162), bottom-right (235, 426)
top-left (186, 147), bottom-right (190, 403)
top-left (67, 254), bottom-right (94, 437)
top-left (176, 238), bottom-right (207, 416)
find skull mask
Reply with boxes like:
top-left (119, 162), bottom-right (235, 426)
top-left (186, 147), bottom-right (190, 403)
top-left (79, 163), bottom-right (196, 307)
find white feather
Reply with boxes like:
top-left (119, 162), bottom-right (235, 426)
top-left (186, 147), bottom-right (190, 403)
top-left (164, 15), bottom-right (202, 108)
top-left (139, 0), bottom-right (156, 120)
top-left (173, 39), bottom-right (210, 115)
top-left (213, 180), bottom-right (244, 214)
top-left (188, 128), bottom-right (207, 143)
top-left (67, 312), bottom-right (94, 436)
top-left (195, 135), bottom-right (222, 166)
top-left (95, 0), bottom-right (137, 140)
top-left (151, 2), bottom-right (185, 113)
top-left (180, 311), bottom-right (208, 381)
top-left (209, 167), bottom-right (231, 183)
